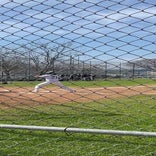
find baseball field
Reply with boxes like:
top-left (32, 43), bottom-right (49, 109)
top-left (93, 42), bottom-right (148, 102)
top-left (0, 79), bottom-right (156, 155)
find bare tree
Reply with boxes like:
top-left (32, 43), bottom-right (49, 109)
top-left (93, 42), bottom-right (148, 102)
top-left (29, 42), bottom-right (72, 74)
top-left (0, 49), bottom-right (23, 80)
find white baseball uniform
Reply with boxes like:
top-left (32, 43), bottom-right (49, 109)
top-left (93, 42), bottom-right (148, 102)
top-left (33, 74), bottom-right (74, 93)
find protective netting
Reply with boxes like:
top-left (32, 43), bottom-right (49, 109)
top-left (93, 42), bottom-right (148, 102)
top-left (0, 0), bottom-right (156, 155)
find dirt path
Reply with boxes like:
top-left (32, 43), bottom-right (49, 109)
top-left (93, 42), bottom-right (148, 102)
top-left (0, 85), bottom-right (156, 108)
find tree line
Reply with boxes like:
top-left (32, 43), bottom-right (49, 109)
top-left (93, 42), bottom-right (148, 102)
top-left (0, 43), bottom-right (155, 82)
top-left (0, 43), bottom-right (99, 81)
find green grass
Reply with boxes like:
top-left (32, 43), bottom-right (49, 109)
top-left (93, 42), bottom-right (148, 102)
top-left (0, 95), bottom-right (156, 156)
top-left (2, 78), bottom-right (156, 88)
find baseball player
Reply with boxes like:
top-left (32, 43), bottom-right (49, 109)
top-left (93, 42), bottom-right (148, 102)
top-left (32, 71), bottom-right (75, 93)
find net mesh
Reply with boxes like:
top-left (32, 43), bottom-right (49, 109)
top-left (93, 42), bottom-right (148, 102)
top-left (0, 0), bottom-right (156, 155)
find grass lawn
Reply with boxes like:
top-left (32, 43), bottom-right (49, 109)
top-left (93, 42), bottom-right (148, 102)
top-left (2, 78), bottom-right (156, 88)
top-left (0, 95), bottom-right (156, 156)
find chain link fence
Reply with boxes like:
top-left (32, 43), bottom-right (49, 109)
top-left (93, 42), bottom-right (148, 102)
top-left (0, 0), bottom-right (156, 155)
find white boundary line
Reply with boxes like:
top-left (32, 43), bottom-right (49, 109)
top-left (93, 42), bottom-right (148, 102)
top-left (0, 89), bottom-right (10, 92)
top-left (0, 89), bottom-right (10, 93)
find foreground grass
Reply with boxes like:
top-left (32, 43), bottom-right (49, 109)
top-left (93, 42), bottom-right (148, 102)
top-left (2, 78), bottom-right (156, 88)
top-left (0, 95), bottom-right (156, 156)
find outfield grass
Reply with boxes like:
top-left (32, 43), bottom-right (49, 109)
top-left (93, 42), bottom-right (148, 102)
top-left (0, 95), bottom-right (156, 156)
top-left (2, 78), bottom-right (156, 88)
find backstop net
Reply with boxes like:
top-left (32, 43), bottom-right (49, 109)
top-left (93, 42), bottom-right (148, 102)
top-left (0, 0), bottom-right (156, 155)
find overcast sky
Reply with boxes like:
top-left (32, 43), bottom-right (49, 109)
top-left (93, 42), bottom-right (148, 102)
top-left (0, 0), bottom-right (155, 62)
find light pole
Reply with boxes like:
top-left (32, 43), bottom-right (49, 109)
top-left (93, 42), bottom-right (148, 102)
top-left (28, 50), bottom-right (31, 81)
top-left (1, 56), bottom-right (4, 84)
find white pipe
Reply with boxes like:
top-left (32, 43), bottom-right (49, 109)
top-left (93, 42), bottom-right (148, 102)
top-left (0, 124), bottom-right (156, 137)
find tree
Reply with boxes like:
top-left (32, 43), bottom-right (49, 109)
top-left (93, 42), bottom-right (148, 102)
top-left (24, 42), bottom-right (72, 74)
top-left (0, 49), bottom-right (23, 81)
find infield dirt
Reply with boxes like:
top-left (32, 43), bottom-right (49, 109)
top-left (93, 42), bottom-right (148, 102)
top-left (0, 85), bottom-right (156, 108)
